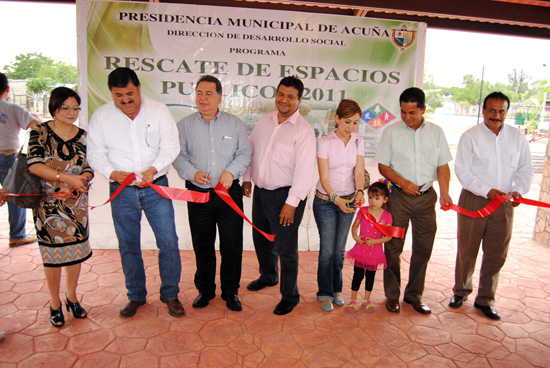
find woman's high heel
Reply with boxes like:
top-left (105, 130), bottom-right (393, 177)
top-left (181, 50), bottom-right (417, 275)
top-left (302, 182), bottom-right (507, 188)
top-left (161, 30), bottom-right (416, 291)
top-left (50, 306), bottom-right (65, 328)
top-left (65, 296), bottom-right (88, 319)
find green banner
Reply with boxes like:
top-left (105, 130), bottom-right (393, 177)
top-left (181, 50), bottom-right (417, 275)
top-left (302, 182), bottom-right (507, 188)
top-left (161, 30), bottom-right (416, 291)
top-left (77, 0), bottom-right (426, 163)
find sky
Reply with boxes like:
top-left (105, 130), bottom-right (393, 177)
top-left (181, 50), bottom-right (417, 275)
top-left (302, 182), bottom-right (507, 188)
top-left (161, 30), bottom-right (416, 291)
top-left (0, 0), bottom-right (549, 88)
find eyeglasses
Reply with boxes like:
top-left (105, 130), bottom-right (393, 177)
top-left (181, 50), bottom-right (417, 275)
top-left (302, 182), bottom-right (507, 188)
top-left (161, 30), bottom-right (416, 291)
top-left (60, 106), bottom-right (81, 112)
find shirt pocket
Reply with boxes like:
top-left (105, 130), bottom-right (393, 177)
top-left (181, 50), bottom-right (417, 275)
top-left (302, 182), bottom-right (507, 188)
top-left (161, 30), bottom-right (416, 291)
top-left (422, 147), bottom-right (440, 169)
top-left (504, 149), bottom-right (520, 170)
top-left (273, 142), bottom-right (294, 164)
top-left (221, 137), bottom-right (237, 159)
top-left (145, 126), bottom-right (160, 149)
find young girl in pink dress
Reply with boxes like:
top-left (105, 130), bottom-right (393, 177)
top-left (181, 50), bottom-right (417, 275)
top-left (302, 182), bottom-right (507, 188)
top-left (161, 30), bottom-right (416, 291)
top-left (346, 181), bottom-right (392, 312)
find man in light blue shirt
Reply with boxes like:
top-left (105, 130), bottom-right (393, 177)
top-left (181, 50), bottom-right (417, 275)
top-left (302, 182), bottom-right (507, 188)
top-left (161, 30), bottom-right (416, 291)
top-left (376, 87), bottom-right (453, 315)
top-left (173, 75), bottom-right (251, 312)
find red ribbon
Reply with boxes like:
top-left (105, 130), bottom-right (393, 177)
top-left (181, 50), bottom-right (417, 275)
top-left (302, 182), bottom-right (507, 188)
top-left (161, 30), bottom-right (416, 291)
top-left (6, 193), bottom-right (48, 198)
top-left (6, 173), bottom-right (209, 209)
top-left (89, 173), bottom-right (209, 209)
top-left (213, 181), bottom-right (276, 242)
top-left (359, 208), bottom-right (405, 239)
top-left (441, 195), bottom-right (550, 218)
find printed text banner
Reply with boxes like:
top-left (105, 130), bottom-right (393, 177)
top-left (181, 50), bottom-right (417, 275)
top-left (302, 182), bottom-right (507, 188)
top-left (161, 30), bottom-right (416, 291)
top-left (77, 0), bottom-right (425, 165)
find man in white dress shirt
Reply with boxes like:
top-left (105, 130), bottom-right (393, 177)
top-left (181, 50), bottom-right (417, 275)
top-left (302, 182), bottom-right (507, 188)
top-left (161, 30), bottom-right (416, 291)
top-left (87, 68), bottom-right (184, 318)
top-left (449, 92), bottom-right (533, 320)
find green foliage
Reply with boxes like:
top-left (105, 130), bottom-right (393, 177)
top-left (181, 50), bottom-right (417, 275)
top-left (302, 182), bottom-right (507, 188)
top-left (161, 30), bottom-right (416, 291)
top-left (423, 71), bottom-right (444, 111)
top-left (26, 77), bottom-right (54, 95)
top-left (3, 52), bottom-right (54, 80)
top-left (508, 68), bottom-right (530, 95)
top-left (37, 61), bottom-right (77, 85)
top-left (3, 53), bottom-right (77, 96)
top-left (531, 79), bottom-right (550, 104)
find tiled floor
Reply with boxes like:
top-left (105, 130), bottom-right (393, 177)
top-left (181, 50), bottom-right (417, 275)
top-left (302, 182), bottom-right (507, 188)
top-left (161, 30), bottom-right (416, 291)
top-left (1, 184), bottom-right (550, 367)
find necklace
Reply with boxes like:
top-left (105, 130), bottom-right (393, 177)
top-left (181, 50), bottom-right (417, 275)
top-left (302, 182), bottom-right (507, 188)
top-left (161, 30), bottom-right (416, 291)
top-left (52, 120), bottom-right (74, 140)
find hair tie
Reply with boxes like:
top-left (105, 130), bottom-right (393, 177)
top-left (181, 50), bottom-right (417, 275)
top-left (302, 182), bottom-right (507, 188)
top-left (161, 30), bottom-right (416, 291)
top-left (378, 178), bottom-right (393, 193)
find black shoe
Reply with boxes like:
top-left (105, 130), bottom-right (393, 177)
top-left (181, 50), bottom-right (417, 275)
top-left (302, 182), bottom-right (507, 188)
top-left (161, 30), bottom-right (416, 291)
top-left (449, 295), bottom-right (467, 309)
top-left (192, 293), bottom-right (215, 309)
top-left (221, 294), bottom-right (242, 311)
top-left (273, 300), bottom-right (297, 315)
top-left (65, 295), bottom-right (88, 318)
top-left (403, 298), bottom-right (431, 314)
top-left (385, 298), bottom-right (400, 313)
top-left (50, 306), bottom-right (65, 328)
top-left (247, 278), bottom-right (277, 291)
top-left (474, 303), bottom-right (501, 320)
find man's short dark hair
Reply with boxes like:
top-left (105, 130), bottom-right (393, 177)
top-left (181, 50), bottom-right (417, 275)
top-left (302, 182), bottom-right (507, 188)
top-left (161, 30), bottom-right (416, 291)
top-left (399, 87), bottom-right (425, 109)
top-left (0, 72), bottom-right (8, 95)
top-left (49, 87), bottom-right (81, 117)
top-left (277, 76), bottom-right (304, 99)
top-left (196, 75), bottom-right (222, 95)
top-left (107, 68), bottom-right (140, 90)
top-left (483, 91), bottom-right (510, 111)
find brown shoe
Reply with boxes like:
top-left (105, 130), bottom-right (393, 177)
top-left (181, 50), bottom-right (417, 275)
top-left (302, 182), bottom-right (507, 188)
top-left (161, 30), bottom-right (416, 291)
top-left (9, 235), bottom-right (37, 248)
top-left (385, 298), bottom-right (400, 313)
top-left (160, 296), bottom-right (185, 317)
top-left (119, 299), bottom-right (146, 318)
top-left (404, 298), bottom-right (431, 314)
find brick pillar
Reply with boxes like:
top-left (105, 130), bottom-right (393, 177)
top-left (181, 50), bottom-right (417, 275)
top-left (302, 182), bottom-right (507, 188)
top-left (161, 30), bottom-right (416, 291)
top-left (534, 140), bottom-right (550, 245)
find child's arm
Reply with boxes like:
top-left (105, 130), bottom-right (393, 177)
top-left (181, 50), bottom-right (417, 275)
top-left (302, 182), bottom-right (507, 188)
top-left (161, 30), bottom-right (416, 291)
top-left (366, 235), bottom-right (392, 247)
top-left (351, 217), bottom-right (365, 244)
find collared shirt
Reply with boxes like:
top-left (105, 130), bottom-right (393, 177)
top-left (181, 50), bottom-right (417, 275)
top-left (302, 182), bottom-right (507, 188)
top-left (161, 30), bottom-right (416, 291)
top-left (375, 120), bottom-right (452, 189)
top-left (87, 95), bottom-right (180, 181)
top-left (315, 130), bottom-right (364, 195)
top-left (0, 100), bottom-right (38, 150)
top-left (455, 123), bottom-right (533, 198)
top-left (243, 109), bottom-right (316, 207)
top-left (172, 110), bottom-right (251, 188)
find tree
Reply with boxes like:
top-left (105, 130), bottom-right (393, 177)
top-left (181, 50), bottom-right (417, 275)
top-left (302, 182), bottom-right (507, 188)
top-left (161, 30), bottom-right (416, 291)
top-left (530, 79), bottom-right (550, 105)
top-left (26, 77), bottom-right (54, 114)
top-left (3, 52), bottom-right (54, 80)
top-left (508, 68), bottom-right (530, 95)
top-left (423, 71), bottom-right (444, 112)
top-left (37, 61), bottom-right (77, 85)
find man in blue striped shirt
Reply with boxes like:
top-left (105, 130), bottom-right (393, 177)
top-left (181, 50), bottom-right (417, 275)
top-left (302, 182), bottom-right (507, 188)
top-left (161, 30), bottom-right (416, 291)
top-left (173, 75), bottom-right (252, 312)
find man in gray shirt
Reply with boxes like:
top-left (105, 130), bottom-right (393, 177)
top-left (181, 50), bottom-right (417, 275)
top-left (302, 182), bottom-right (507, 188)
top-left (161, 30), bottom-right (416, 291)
top-left (173, 75), bottom-right (251, 312)
top-left (0, 72), bottom-right (40, 247)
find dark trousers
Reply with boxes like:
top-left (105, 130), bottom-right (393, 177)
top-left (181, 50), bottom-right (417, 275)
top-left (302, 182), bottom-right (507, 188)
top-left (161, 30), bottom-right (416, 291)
top-left (384, 186), bottom-right (437, 301)
top-left (252, 186), bottom-right (306, 304)
top-left (453, 189), bottom-right (513, 306)
top-left (187, 180), bottom-right (243, 297)
top-left (351, 266), bottom-right (376, 292)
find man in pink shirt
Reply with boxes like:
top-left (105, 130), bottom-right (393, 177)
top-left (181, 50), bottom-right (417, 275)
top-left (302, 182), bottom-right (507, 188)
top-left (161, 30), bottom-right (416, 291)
top-left (243, 76), bottom-right (316, 315)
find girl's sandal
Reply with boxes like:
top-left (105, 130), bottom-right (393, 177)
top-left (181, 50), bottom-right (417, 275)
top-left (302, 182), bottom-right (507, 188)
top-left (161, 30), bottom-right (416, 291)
top-left (347, 299), bottom-right (358, 313)
top-left (365, 299), bottom-right (375, 313)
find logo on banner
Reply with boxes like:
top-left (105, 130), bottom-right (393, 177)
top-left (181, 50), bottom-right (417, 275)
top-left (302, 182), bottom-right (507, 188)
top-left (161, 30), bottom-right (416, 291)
top-left (362, 104), bottom-right (395, 130)
top-left (392, 25), bottom-right (416, 51)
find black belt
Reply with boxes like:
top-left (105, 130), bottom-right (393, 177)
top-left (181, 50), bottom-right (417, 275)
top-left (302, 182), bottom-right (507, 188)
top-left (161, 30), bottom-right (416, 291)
top-left (186, 179), bottom-right (239, 193)
top-left (128, 175), bottom-right (166, 187)
top-left (314, 190), bottom-right (355, 201)
top-left (394, 185), bottom-right (433, 196)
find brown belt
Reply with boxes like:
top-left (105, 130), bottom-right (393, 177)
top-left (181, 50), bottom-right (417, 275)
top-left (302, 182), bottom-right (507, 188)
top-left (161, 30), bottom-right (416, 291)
top-left (315, 190), bottom-right (355, 201)
top-left (0, 149), bottom-right (17, 155)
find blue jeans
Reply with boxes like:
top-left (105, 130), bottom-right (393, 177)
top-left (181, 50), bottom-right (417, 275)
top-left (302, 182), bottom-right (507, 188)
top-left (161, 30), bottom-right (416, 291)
top-left (313, 196), bottom-right (355, 301)
top-left (110, 176), bottom-right (181, 301)
top-left (0, 153), bottom-right (26, 239)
